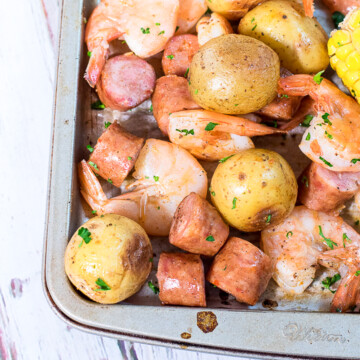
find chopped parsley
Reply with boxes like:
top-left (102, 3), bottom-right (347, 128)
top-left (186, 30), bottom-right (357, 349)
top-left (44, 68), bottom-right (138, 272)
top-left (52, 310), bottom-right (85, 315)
top-left (281, 94), bottom-right (289, 98)
top-left (149, 257), bottom-right (153, 263)
top-left (313, 70), bottom-right (325, 85)
top-left (223, 266), bottom-right (227, 271)
top-left (148, 281), bottom-right (159, 294)
top-left (176, 128), bottom-right (194, 136)
top-left (356, 271), bottom-right (360, 277)
top-left (92, 210), bottom-right (97, 215)
top-left (206, 235), bottom-right (215, 242)
top-left (175, 26), bottom-right (179, 32)
top-left (195, 89), bottom-right (199, 94)
top-left (352, 89), bottom-right (357, 98)
top-left (301, 115), bottom-right (313, 127)
top-left (209, 187), bottom-right (215, 196)
top-left (91, 100), bottom-right (105, 110)
top-left (88, 161), bottom-right (99, 170)
top-left (356, 220), bottom-right (360, 226)
top-left (87, 144), bottom-right (94, 152)
top-left (332, 11), bottom-right (345, 29)
top-left (351, 158), bottom-right (360, 164)
top-left (184, 68), bottom-right (189, 77)
top-left (266, 214), bottom-right (272, 224)
top-left (87, 51), bottom-right (92, 57)
top-left (325, 131), bottom-right (333, 139)
top-left (149, 104), bottom-right (153, 112)
top-left (319, 156), bottom-right (333, 168)
top-left (306, 133), bottom-right (311, 141)
top-left (127, 156), bottom-right (132, 160)
top-left (343, 233), bottom-right (352, 247)
top-left (95, 278), bottom-right (111, 291)
top-left (232, 197), bottom-right (237, 209)
top-left (153, 175), bottom-right (159, 182)
top-left (322, 273), bottom-right (341, 293)
top-left (252, 24), bottom-right (257, 31)
top-left (78, 227), bottom-right (92, 244)
top-left (322, 113), bottom-right (332, 126)
top-left (166, 54), bottom-right (174, 60)
top-left (251, 17), bottom-right (255, 23)
top-left (286, 231), bottom-right (293, 238)
top-left (155, 22), bottom-right (160, 26)
top-left (219, 154), bottom-right (234, 163)
top-left (107, 178), bottom-right (113, 184)
top-left (301, 175), bottom-right (309, 188)
top-left (104, 121), bottom-right (111, 128)
top-left (158, 30), bottom-right (165, 35)
top-left (205, 122), bottom-right (219, 131)
top-left (319, 225), bottom-right (337, 249)
top-left (141, 27), bottom-right (150, 34)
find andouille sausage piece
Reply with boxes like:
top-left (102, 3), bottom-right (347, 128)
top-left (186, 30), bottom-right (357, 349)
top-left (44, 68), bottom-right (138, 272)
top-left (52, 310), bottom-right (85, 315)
top-left (162, 35), bottom-right (199, 77)
top-left (256, 68), bottom-right (302, 120)
top-left (298, 162), bottom-right (360, 213)
top-left (152, 75), bottom-right (201, 135)
top-left (207, 237), bottom-right (272, 305)
top-left (169, 193), bottom-right (229, 256)
top-left (88, 122), bottom-right (144, 187)
top-left (157, 253), bottom-right (206, 307)
top-left (96, 54), bottom-right (156, 111)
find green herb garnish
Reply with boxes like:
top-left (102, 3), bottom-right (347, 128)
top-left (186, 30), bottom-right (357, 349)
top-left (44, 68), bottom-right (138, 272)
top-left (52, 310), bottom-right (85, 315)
top-left (148, 281), bottom-right (159, 294)
top-left (205, 122), bottom-right (219, 131)
top-left (332, 11), bottom-right (345, 29)
top-left (301, 175), bottom-right (309, 187)
top-left (104, 121), bottom-right (111, 128)
top-left (232, 197), bottom-right (237, 209)
top-left (184, 68), bottom-right (189, 77)
top-left (153, 175), bottom-right (159, 182)
top-left (301, 115), bottom-right (313, 127)
top-left (95, 278), bottom-right (111, 291)
top-left (266, 214), bottom-right (272, 224)
top-left (107, 178), bottom-right (113, 184)
top-left (343, 233), bottom-right (352, 248)
top-left (206, 235), bottom-right (215, 242)
top-left (319, 225), bottom-right (337, 249)
top-left (219, 154), bottom-right (234, 163)
top-left (306, 133), bottom-right (311, 141)
top-left (319, 156), bottom-right (333, 167)
top-left (322, 273), bottom-right (341, 293)
top-left (91, 100), bottom-right (105, 110)
top-left (88, 161), bottom-right (98, 170)
top-left (127, 156), bottom-right (132, 160)
top-left (158, 30), bottom-right (165, 35)
top-left (176, 128), bottom-right (194, 136)
top-left (87, 144), bottom-right (94, 152)
top-left (166, 54), bottom-right (174, 60)
top-left (313, 70), bottom-right (325, 85)
top-left (78, 227), bottom-right (92, 244)
top-left (351, 158), bottom-right (360, 164)
top-left (286, 231), bottom-right (293, 238)
top-left (141, 27), bottom-right (150, 34)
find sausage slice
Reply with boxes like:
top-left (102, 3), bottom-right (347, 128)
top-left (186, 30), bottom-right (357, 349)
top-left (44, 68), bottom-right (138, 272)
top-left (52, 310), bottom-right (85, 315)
top-left (88, 122), bottom-right (144, 187)
top-left (162, 35), bottom-right (199, 77)
top-left (157, 253), bottom-right (206, 307)
top-left (207, 237), bottom-right (272, 305)
top-left (96, 54), bottom-right (156, 111)
top-left (298, 162), bottom-right (360, 213)
top-left (152, 75), bottom-right (201, 135)
top-left (169, 193), bottom-right (229, 256)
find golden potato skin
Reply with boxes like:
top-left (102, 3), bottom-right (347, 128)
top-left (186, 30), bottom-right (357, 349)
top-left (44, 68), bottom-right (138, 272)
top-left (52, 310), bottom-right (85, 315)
top-left (65, 214), bottom-right (152, 304)
top-left (188, 34), bottom-right (280, 114)
top-left (206, 0), bottom-right (263, 20)
top-left (238, 0), bottom-right (329, 74)
top-left (210, 149), bottom-right (297, 232)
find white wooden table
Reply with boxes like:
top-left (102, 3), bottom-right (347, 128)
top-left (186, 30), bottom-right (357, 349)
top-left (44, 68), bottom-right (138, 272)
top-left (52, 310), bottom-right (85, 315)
top-left (0, 1), bottom-right (253, 358)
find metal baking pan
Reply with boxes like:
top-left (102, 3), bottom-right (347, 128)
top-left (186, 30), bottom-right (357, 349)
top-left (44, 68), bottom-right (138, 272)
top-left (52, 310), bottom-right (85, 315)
top-left (43, 0), bottom-right (360, 358)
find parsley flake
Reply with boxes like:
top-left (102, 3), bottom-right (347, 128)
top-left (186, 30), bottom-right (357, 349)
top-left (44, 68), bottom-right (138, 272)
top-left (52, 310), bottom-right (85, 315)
top-left (92, 210), bottom-right (97, 215)
top-left (88, 161), bottom-right (99, 170)
top-left (91, 100), bottom-right (105, 110)
top-left (332, 11), bottom-right (345, 29)
top-left (78, 227), bottom-right (92, 244)
top-left (155, 22), bottom-right (160, 26)
top-left (351, 158), bottom-right (360, 164)
top-left (313, 70), bottom-right (325, 85)
top-left (87, 144), bottom-right (94, 152)
top-left (206, 235), bottom-right (215, 242)
top-left (219, 155), bottom-right (234, 163)
top-left (232, 197), bottom-right (237, 209)
top-left (166, 54), bottom-right (174, 60)
top-left (286, 231), bottom-right (293, 238)
top-left (306, 133), bottom-right (311, 141)
top-left (175, 26), bottom-right (179, 32)
top-left (158, 30), bottom-right (165, 35)
top-left (153, 175), bottom-right (159, 182)
top-left (319, 156), bottom-right (333, 167)
top-left (301, 175), bottom-right (309, 187)
top-left (87, 51), bottom-right (92, 57)
top-left (301, 115), bottom-right (313, 127)
top-left (322, 273), bottom-right (341, 293)
top-left (176, 128), bottom-right (194, 136)
top-left (205, 122), bottom-right (219, 131)
top-left (252, 24), bottom-right (257, 31)
top-left (127, 156), bottom-right (132, 160)
top-left (319, 225), bottom-right (337, 249)
top-left (104, 121), bottom-right (111, 128)
top-left (266, 214), bottom-right (272, 224)
top-left (148, 281), bottom-right (159, 294)
top-left (95, 278), bottom-right (111, 291)
top-left (343, 233), bottom-right (352, 247)
top-left (355, 271), bottom-right (360, 277)
top-left (149, 104), bottom-right (153, 112)
top-left (184, 68), bottom-right (189, 78)
top-left (141, 27), bottom-right (150, 34)
top-left (322, 113), bottom-right (332, 126)
top-left (107, 178), bottom-right (113, 184)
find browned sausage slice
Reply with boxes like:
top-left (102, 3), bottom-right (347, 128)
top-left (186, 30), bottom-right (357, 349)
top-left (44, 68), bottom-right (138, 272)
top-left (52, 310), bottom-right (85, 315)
top-left (207, 237), bottom-right (272, 306)
top-left (256, 68), bottom-right (302, 120)
top-left (88, 122), bottom-right (144, 187)
top-left (152, 75), bottom-right (201, 135)
top-left (162, 35), bottom-right (199, 77)
top-left (169, 193), bottom-right (229, 256)
top-left (96, 54), bottom-right (156, 111)
top-left (157, 253), bottom-right (206, 307)
top-left (298, 162), bottom-right (360, 213)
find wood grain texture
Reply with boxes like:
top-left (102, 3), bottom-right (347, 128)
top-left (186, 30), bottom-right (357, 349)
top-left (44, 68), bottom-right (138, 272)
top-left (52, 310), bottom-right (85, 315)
top-left (0, 0), bottom-right (252, 359)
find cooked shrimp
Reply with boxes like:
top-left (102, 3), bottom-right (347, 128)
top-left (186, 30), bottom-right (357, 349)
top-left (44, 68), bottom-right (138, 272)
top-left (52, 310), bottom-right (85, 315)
top-left (321, 0), bottom-right (360, 15)
top-left (302, 0), bottom-right (314, 17)
top-left (79, 139), bottom-right (207, 236)
top-left (168, 110), bottom-right (284, 161)
top-left (177, 0), bottom-right (208, 34)
top-left (318, 246), bottom-right (360, 312)
top-left (196, 13), bottom-right (233, 46)
top-left (261, 206), bottom-right (360, 295)
top-left (278, 75), bottom-right (360, 172)
top-left (85, 0), bottom-right (179, 87)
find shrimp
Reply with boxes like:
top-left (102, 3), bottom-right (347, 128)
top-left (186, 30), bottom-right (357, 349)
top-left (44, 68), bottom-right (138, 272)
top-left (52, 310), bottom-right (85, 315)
top-left (321, 0), bottom-right (360, 15)
top-left (302, 0), bottom-right (314, 17)
top-left (177, 0), bottom-right (208, 34)
top-left (168, 110), bottom-right (285, 161)
top-left (261, 206), bottom-right (360, 295)
top-left (278, 75), bottom-right (360, 172)
top-left (318, 246), bottom-right (360, 312)
top-left (84, 0), bottom-right (179, 87)
top-left (78, 139), bottom-right (208, 236)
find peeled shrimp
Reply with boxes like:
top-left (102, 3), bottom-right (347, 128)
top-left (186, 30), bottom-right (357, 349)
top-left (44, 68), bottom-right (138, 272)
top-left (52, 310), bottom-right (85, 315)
top-left (168, 110), bottom-right (284, 161)
top-left (177, 0), bottom-right (208, 34)
top-left (85, 0), bottom-right (179, 87)
top-left (79, 139), bottom-right (207, 236)
top-left (261, 206), bottom-right (360, 295)
top-left (279, 75), bottom-right (360, 172)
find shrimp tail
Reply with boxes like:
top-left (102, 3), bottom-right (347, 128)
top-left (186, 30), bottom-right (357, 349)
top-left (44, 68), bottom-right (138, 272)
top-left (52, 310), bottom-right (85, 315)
top-left (278, 75), bottom-right (317, 97)
top-left (331, 271), bottom-right (360, 312)
top-left (78, 160), bottom-right (108, 210)
top-left (302, 0), bottom-right (314, 17)
top-left (84, 47), bottom-right (108, 88)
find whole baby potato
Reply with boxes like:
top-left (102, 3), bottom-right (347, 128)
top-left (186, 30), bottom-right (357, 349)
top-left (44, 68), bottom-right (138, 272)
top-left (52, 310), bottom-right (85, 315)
top-left (188, 34), bottom-right (280, 114)
top-left (210, 149), bottom-right (297, 232)
top-left (238, 0), bottom-right (329, 74)
top-left (65, 214), bottom-right (152, 304)
top-left (205, 0), bottom-right (263, 20)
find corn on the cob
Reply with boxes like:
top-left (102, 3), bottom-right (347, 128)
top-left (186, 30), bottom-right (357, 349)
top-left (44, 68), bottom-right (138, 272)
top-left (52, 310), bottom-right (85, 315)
top-left (328, 8), bottom-right (360, 102)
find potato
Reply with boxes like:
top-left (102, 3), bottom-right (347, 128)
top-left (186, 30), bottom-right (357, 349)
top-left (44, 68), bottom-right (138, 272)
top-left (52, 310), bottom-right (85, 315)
top-left (65, 214), bottom-right (152, 304)
top-left (238, 0), bottom-right (329, 74)
top-left (206, 0), bottom-right (263, 20)
top-left (210, 149), bottom-right (297, 232)
top-left (188, 34), bottom-right (280, 114)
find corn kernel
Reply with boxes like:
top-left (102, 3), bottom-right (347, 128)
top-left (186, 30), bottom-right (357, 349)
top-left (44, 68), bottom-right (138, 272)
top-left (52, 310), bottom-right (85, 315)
top-left (336, 43), bottom-right (355, 61)
top-left (335, 59), bottom-right (349, 79)
top-left (347, 10), bottom-right (360, 30)
top-left (328, 31), bottom-right (352, 55)
top-left (343, 70), bottom-right (360, 89)
top-left (352, 28), bottom-right (360, 52)
top-left (346, 51), bottom-right (360, 71)
top-left (352, 81), bottom-right (360, 99)
top-left (330, 55), bottom-right (339, 70)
